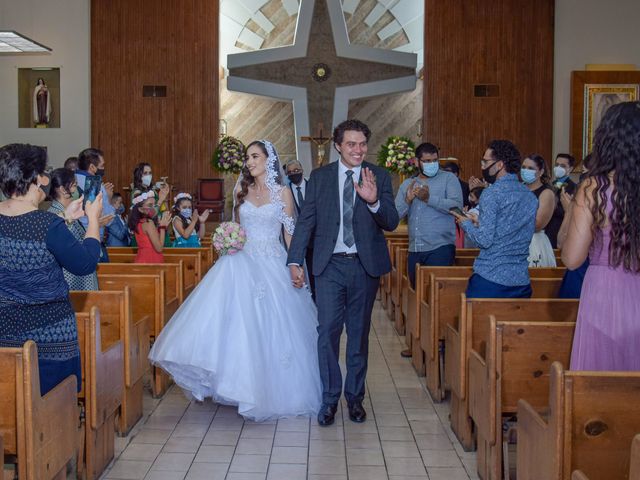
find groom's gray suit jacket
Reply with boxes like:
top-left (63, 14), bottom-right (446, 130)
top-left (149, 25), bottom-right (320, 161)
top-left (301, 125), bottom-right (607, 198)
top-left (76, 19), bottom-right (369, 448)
top-left (287, 160), bottom-right (399, 277)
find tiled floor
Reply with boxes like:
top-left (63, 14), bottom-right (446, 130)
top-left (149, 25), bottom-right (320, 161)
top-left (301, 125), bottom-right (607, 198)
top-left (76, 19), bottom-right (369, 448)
top-left (102, 302), bottom-right (478, 480)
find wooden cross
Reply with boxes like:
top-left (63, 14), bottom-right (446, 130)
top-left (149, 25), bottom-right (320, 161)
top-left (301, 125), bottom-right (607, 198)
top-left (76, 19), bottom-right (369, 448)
top-left (301, 124), bottom-right (332, 167)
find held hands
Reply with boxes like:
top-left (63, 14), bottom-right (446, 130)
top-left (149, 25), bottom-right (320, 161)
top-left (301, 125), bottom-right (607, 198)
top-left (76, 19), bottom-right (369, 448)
top-left (159, 211), bottom-right (172, 228)
top-left (83, 192), bottom-right (104, 222)
top-left (289, 265), bottom-right (305, 289)
top-left (354, 168), bottom-right (378, 205)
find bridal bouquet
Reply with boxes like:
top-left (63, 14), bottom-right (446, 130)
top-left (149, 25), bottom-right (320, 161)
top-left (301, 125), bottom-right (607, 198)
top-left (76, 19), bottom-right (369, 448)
top-left (212, 136), bottom-right (245, 174)
top-left (377, 136), bottom-right (417, 175)
top-left (212, 221), bottom-right (247, 256)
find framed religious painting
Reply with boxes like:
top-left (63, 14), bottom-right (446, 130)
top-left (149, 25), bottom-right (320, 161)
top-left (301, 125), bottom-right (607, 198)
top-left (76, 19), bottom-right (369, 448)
top-left (17, 67), bottom-right (61, 128)
top-left (570, 70), bottom-right (640, 162)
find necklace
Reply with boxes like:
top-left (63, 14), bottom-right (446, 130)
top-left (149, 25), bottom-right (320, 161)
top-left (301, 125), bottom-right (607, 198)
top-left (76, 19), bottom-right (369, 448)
top-left (253, 184), bottom-right (268, 200)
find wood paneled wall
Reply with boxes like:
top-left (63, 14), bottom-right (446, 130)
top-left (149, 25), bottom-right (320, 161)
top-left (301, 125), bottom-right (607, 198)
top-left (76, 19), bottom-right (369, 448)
top-left (91, 0), bottom-right (219, 198)
top-left (423, 0), bottom-right (554, 179)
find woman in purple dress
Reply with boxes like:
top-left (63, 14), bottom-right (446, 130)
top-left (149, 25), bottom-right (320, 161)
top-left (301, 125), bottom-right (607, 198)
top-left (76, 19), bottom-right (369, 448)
top-left (562, 101), bottom-right (640, 371)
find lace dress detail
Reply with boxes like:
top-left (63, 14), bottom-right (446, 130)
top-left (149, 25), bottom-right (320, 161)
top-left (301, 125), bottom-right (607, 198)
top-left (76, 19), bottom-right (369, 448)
top-left (241, 202), bottom-right (289, 257)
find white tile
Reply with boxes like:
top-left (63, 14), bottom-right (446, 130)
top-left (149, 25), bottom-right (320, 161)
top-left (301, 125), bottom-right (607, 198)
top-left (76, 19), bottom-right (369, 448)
top-left (236, 437), bottom-right (273, 455)
top-left (266, 463), bottom-right (307, 480)
top-left (106, 459), bottom-right (153, 479)
top-left (150, 453), bottom-right (195, 472)
top-left (228, 454), bottom-right (270, 473)
top-left (274, 430), bottom-right (309, 446)
top-left (270, 446), bottom-right (308, 464)
top-left (185, 462), bottom-right (229, 480)
top-left (193, 445), bottom-right (235, 463)
top-left (427, 466), bottom-right (471, 480)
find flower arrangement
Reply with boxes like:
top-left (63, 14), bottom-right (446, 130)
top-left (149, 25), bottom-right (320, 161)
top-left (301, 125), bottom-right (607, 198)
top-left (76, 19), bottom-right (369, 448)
top-left (377, 136), bottom-right (417, 175)
top-left (212, 136), bottom-right (245, 174)
top-left (212, 221), bottom-right (247, 256)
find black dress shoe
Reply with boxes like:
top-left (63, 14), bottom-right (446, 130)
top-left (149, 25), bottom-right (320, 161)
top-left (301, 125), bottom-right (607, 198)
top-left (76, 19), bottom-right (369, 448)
top-left (348, 401), bottom-right (367, 423)
top-left (317, 403), bottom-right (338, 426)
top-left (400, 349), bottom-right (412, 358)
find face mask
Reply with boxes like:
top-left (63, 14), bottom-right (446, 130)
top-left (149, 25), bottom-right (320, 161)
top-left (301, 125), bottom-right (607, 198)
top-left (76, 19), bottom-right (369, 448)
top-left (71, 189), bottom-right (81, 200)
top-left (38, 173), bottom-right (52, 197)
top-left (116, 205), bottom-right (125, 215)
top-left (482, 162), bottom-right (498, 184)
top-left (142, 174), bottom-right (153, 187)
top-left (180, 208), bottom-right (192, 218)
top-left (288, 173), bottom-right (303, 185)
top-left (422, 162), bottom-right (439, 178)
top-left (520, 168), bottom-right (537, 185)
top-left (139, 206), bottom-right (157, 219)
top-left (96, 168), bottom-right (105, 177)
top-left (553, 166), bottom-right (568, 180)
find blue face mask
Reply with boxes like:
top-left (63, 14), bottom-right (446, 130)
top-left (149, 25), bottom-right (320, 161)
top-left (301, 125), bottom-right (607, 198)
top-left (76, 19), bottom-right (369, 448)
top-left (520, 168), bottom-right (537, 185)
top-left (422, 162), bottom-right (439, 178)
top-left (116, 205), bottom-right (125, 215)
top-left (180, 208), bottom-right (192, 219)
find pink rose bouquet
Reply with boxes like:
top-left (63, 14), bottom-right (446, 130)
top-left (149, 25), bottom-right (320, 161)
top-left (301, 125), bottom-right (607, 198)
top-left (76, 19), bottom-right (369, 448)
top-left (212, 221), bottom-right (247, 256)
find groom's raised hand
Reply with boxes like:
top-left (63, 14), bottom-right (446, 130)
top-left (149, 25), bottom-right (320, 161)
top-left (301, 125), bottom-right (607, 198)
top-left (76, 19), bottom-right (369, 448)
top-left (354, 167), bottom-right (378, 205)
top-left (289, 264), bottom-right (305, 289)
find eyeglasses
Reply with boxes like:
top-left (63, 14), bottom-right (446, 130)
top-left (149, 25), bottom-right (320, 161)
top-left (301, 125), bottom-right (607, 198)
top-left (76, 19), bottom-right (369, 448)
top-left (480, 159), bottom-right (495, 168)
top-left (287, 169), bottom-right (302, 174)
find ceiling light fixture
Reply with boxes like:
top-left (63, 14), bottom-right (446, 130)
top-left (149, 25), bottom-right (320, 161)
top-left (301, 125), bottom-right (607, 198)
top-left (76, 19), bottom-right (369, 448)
top-left (0, 31), bottom-right (51, 53)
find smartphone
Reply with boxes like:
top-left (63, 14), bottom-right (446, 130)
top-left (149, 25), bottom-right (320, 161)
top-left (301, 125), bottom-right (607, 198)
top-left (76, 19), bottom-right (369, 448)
top-left (83, 175), bottom-right (102, 208)
top-left (449, 206), bottom-right (465, 217)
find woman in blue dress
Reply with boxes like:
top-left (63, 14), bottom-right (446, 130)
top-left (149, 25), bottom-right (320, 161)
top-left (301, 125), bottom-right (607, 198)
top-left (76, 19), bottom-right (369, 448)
top-left (0, 143), bottom-right (102, 394)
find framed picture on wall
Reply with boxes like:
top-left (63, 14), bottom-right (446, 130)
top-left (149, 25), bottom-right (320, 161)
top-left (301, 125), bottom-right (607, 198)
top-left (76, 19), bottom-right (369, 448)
top-left (18, 67), bottom-right (61, 128)
top-left (571, 71), bottom-right (640, 162)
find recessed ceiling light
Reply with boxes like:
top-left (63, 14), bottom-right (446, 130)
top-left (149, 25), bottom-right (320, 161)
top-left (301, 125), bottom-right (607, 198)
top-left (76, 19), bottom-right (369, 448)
top-left (0, 31), bottom-right (51, 53)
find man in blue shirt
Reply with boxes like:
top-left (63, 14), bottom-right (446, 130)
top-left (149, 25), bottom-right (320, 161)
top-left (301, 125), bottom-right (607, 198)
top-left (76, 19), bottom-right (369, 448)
top-left (395, 143), bottom-right (463, 288)
top-left (453, 140), bottom-right (537, 298)
top-left (75, 147), bottom-right (116, 262)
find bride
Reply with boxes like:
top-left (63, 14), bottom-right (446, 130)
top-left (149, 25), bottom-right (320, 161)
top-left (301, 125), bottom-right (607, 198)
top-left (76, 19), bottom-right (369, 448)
top-left (149, 140), bottom-right (321, 421)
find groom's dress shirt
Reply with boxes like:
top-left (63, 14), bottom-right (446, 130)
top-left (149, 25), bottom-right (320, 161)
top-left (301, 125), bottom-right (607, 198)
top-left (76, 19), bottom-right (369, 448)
top-left (333, 161), bottom-right (380, 255)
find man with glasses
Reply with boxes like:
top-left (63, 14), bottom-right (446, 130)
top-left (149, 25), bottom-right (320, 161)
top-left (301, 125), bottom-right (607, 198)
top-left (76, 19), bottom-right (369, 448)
top-left (451, 140), bottom-right (537, 298)
top-left (284, 159), bottom-right (308, 214)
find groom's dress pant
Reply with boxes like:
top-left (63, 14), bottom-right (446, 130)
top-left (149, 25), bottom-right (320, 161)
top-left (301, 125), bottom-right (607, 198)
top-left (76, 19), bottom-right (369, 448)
top-left (315, 254), bottom-right (379, 404)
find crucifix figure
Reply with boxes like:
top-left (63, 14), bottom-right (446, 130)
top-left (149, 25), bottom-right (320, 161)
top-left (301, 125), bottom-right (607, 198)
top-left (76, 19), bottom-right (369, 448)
top-left (227, 0), bottom-right (417, 173)
top-left (301, 124), bottom-right (332, 167)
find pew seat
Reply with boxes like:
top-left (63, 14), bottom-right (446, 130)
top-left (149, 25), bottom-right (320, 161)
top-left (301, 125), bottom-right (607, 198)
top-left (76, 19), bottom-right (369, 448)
top-left (0, 341), bottom-right (77, 480)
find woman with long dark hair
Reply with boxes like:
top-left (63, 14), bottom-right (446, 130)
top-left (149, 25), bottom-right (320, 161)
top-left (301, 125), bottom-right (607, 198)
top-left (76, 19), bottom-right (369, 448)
top-left (562, 101), bottom-right (640, 370)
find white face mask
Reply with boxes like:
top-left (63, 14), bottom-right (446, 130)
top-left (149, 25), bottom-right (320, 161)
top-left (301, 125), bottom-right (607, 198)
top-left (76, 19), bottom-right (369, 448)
top-left (553, 166), bottom-right (568, 179)
top-left (141, 174), bottom-right (152, 187)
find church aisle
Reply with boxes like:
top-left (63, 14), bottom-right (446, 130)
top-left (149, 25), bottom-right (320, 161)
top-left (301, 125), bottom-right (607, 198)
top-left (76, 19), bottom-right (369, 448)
top-left (102, 302), bottom-right (478, 480)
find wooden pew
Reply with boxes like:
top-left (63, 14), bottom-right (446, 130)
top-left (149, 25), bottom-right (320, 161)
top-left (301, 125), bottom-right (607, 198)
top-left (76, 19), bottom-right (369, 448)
top-left (445, 296), bottom-right (579, 451)
top-left (70, 289), bottom-right (149, 436)
top-left (421, 272), bottom-right (566, 402)
top-left (381, 238), bottom-right (407, 310)
top-left (572, 434), bottom-right (640, 480)
top-left (403, 266), bottom-right (473, 376)
top-left (97, 273), bottom-right (171, 398)
top-left (98, 262), bottom-right (181, 317)
top-left (519, 363), bottom-right (640, 480)
top-left (469, 317), bottom-right (576, 480)
top-left (108, 246), bottom-right (214, 274)
top-left (75, 307), bottom-right (124, 479)
top-left (393, 246), bottom-right (409, 334)
top-left (386, 239), bottom-right (408, 320)
top-left (0, 341), bottom-right (77, 480)
top-left (106, 253), bottom-right (195, 300)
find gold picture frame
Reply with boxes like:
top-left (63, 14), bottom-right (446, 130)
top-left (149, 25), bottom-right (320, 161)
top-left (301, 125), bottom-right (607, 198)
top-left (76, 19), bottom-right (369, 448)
top-left (583, 84), bottom-right (638, 155)
top-left (571, 71), bottom-right (640, 162)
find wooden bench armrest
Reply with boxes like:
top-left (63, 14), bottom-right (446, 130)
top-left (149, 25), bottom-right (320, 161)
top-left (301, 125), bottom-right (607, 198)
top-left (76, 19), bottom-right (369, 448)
top-left (571, 471), bottom-right (589, 480)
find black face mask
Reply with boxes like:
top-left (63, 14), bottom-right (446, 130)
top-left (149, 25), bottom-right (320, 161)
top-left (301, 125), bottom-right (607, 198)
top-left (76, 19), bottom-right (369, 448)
top-left (482, 162), bottom-right (499, 184)
top-left (288, 173), bottom-right (303, 185)
top-left (38, 172), bottom-right (52, 197)
top-left (96, 168), bottom-right (105, 177)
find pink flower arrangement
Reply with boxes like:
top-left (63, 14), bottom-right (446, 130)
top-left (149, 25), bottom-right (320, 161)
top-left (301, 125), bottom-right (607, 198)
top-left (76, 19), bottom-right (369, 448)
top-left (212, 221), bottom-right (247, 256)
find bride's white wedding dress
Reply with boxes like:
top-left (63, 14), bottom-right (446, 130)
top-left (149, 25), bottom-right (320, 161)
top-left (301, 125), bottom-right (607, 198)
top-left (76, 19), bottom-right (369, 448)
top-left (149, 201), bottom-right (322, 421)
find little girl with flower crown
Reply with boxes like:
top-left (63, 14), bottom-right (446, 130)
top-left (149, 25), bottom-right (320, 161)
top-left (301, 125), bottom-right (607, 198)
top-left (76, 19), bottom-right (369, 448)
top-left (129, 191), bottom-right (171, 263)
top-left (171, 193), bottom-right (209, 247)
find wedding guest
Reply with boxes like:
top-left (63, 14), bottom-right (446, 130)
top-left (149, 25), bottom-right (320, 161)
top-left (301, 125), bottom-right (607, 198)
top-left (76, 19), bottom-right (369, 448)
top-left (395, 143), bottom-right (462, 289)
top-left (547, 153), bottom-right (578, 248)
top-left (105, 192), bottom-right (131, 247)
top-left (463, 187), bottom-right (484, 248)
top-left (47, 168), bottom-right (99, 290)
top-left (0, 143), bottom-right (102, 394)
top-left (171, 192), bottom-right (208, 247)
top-left (64, 156), bottom-right (78, 172)
top-left (131, 162), bottom-right (171, 247)
top-left (129, 191), bottom-right (171, 263)
top-left (442, 161), bottom-right (470, 208)
top-left (76, 147), bottom-right (115, 262)
top-left (521, 154), bottom-right (556, 267)
top-left (562, 101), bottom-right (640, 371)
top-left (452, 140), bottom-right (537, 298)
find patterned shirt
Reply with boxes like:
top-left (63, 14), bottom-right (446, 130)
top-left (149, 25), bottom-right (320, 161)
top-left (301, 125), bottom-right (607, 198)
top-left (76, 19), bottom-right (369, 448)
top-left (395, 170), bottom-right (463, 252)
top-left (461, 173), bottom-right (537, 286)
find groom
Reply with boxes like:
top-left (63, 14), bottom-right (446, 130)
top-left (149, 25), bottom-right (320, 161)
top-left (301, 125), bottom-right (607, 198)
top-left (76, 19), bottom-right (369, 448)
top-left (288, 119), bottom-right (399, 426)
